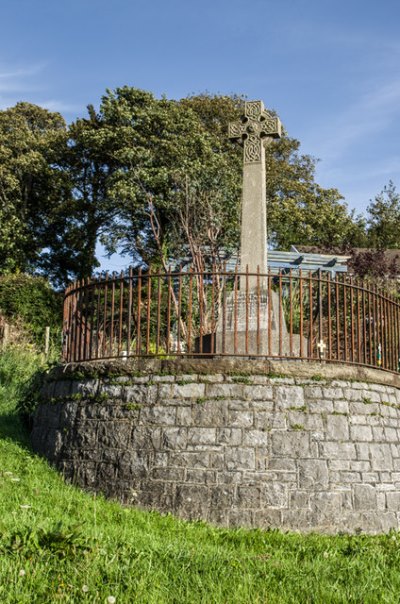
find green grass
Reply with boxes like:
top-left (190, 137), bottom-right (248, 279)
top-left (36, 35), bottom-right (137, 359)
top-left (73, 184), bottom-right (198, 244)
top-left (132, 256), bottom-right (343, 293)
top-left (2, 350), bottom-right (400, 602)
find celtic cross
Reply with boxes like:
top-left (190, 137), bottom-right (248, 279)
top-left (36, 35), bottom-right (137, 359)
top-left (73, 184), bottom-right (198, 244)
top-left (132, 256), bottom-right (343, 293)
top-left (228, 100), bottom-right (282, 287)
top-left (228, 100), bottom-right (282, 163)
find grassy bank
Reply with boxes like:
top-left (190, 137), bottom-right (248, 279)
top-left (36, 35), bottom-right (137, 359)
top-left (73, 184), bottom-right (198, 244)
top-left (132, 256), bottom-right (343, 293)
top-left (1, 349), bottom-right (400, 603)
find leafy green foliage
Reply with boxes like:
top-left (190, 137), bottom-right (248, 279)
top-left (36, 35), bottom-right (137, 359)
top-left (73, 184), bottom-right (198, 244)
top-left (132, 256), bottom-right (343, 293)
top-left (0, 103), bottom-right (72, 279)
top-left (367, 181), bottom-right (400, 248)
top-left (0, 274), bottom-right (61, 347)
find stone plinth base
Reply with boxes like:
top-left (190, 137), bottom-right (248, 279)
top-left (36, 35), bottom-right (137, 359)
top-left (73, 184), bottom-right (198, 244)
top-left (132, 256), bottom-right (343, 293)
top-left (31, 360), bottom-right (400, 534)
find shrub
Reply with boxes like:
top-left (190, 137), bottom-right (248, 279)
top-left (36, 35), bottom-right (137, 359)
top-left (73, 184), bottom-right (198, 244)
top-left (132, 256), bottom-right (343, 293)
top-left (0, 273), bottom-right (62, 349)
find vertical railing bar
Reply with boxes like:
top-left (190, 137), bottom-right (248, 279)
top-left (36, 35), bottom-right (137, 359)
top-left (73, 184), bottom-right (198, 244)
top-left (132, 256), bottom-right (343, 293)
top-left (361, 280), bottom-right (367, 366)
top-left (177, 268), bottom-right (183, 355)
top-left (155, 271), bottom-right (161, 355)
top-left (95, 277), bottom-right (101, 360)
top-left (373, 283), bottom-right (379, 367)
top-left (279, 270), bottom-right (283, 357)
top-left (102, 274), bottom-right (109, 359)
top-left (77, 279), bottom-right (84, 362)
top-left (136, 268), bottom-right (142, 355)
top-left (88, 278), bottom-right (95, 361)
top-left (350, 276), bottom-right (355, 363)
top-left (198, 269), bottom-right (203, 355)
top-left (166, 268), bottom-right (171, 354)
top-left (187, 268), bottom-right (193, 353)
top-left (222, 262), bottom-right (226, 354)
top-left (65, 288), bottom-right (71, 362)
top-left (335, 274), bottom-right (340, 362)
top-left (343, 274), bottom-right (348, 362)
top-left (388, 291), bottom-right (394, 371)
top-left (146, 267), bottom-right (152, 354)
top-left (395, 293), bottom-right (400, 373)
top-left (110, 275), bottom-right (116, 358)
top-left (127, 267), bottom-right (133, 358)
top-left (299, 270), bottom-right (303, 358)
top-left (210, 264), bottom-right (216, 355)
top-left (318, 269), bottom-right (323, 350)
top-left (309, 272), bottom-right (313, 359)
top-left (257, 265), bottom-right (261, 355)
top-left (245, 265), bottom-right (249, 355)
top-left (234, 265), bottom-right (238, 354)
top-left (327, 272), bottom-right (332, 359)
top-left (268, 269), bottom-right (272, 356)
top-left (368, 282), bottom-right (373, 366)
top-left (289, 268), bottom-right (293, 356)
top-left (118, 271), bottom-right (124, 357)
top-left (355, 281), bottom-right (361, 364)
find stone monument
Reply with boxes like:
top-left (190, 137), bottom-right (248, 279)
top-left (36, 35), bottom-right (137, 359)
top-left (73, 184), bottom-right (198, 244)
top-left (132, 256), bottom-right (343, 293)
top-left (210, 100), bottom-right (306, 355)
top-left (228, 100), bottom-right (281, 287)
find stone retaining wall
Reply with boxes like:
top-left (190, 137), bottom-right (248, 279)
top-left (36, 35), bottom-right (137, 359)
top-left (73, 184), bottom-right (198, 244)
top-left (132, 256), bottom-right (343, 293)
top-left (31, 361), bottom-right (400, 533)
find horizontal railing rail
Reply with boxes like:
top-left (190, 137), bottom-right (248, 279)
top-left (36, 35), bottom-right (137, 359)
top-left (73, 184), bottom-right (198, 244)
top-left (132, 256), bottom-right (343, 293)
top-left (62, 267), bottom-right (400, 373)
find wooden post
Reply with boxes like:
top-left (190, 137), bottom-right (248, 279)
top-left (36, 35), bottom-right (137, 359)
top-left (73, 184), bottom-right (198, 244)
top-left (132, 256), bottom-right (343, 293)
top-left (44, 326), bottom-right (50, 357)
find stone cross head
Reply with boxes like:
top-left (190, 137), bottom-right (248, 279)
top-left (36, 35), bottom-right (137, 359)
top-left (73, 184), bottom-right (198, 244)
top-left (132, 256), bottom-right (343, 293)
top-left (228, 100), bottom-right (282, 163)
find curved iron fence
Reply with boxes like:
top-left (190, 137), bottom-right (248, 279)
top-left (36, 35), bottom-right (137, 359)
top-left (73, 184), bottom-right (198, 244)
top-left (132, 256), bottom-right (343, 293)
top-left (62, 268), bottom-right (400, 373)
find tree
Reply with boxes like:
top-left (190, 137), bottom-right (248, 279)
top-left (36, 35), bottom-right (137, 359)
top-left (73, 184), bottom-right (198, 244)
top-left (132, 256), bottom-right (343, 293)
top-left (366, 181), bottom-right (400, 248)
top-left (0, 103), bottom-right (72, 281)
top-left (84, 89), bottom-right (364, 269)
top-left (182, 94), bottom-right (366, 251)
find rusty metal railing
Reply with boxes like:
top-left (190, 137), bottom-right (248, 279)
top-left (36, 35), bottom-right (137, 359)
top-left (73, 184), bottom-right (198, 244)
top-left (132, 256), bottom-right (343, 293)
top-left (62, 267), bottom-right (400, 373)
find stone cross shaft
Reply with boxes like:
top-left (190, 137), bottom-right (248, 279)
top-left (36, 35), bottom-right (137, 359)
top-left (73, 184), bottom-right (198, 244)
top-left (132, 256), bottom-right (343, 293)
top-left (229, 100), bottom-right (282, 288)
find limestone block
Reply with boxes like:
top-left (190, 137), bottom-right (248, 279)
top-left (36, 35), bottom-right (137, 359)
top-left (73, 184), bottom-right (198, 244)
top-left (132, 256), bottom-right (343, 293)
top-left (252, 509), bottom-right (282, 529)
top-left (386, 492), bottom-right (400, 511)
top-left (384, 427), bottom-right (398, 442)
top-left (241, 385), bottom-right (273, 401)
top-left (186, 469), bottom-right (216, 485)
top-left (242, 429), bottom-right (269, 447)
top-left (262, 483), bottom-right (288, 507)
top-left (303, 386), bottom-right (323, 399)
top-left (206, 383), bottom-right (245, 399)
top-left (125, 385), bottom-right (157, 404)
top-left (211, 484), bottom-right (235, 508)
top-left (271, 432), bottom-right (312, 458)
top-left (228, 410), bottom-right (254, 428)
top-left (322, 387), bottom-right (344, 400)
top-left (350, 425), bottom-right (373, 442)
top-left (192, 401), bottom-right (229, 427)
top-left (169, 451), bottom-right (209, 468)
top-left (172, 383), bottom-right (205, 399)
top-left (369, 444), bottom-right (393, 470)
top-left (216, 428), bottom-right (242, 446)
top-left (354, 484), bottom-right (377, 510)
top-left (140, 405), bottom-right (176, 425)
top-left (225, 448), bottom-right (256, 471)
top-left (320, 442), bottom-right (356, 459)
top-left (268, 458), bottom-right (297, 471)
top-left (326, 415), bottom-right (349, 440)
top-left (333, 401), bottom-right (349, 414)
top-left (97, 421), bottom-right (131, 449)
top-left (298, 460), bottom-right (329, 489)
top-left (289, 491), bottom-right (310, 509)
top-left (274, 386), bottom-right (304, 409)
top-left (131, 427), bottom-right (162, 450)
top-left (151, 467), bottom-right (185, 481)
top-left (187, 428), bottom-right (217, 446)
top-left (176, 406), bottom-right (193, 426)
top-left (218, 471), bottom-right (242, 484)
top-left (161, 427), bottom-right (188, 450)
top-left (254, 411), bottom-right (286, 430)
top-left (237, 485), bottom-right (262, 507)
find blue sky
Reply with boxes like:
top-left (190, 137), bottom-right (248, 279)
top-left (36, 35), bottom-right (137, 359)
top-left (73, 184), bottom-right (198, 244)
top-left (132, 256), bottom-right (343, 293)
top-left (1, 0), bottom-right (400, 269)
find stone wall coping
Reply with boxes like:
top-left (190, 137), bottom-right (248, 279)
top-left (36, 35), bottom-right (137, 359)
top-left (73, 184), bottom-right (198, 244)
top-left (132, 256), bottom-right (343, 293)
top-left (53, 358), bottom-right (400, 389)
